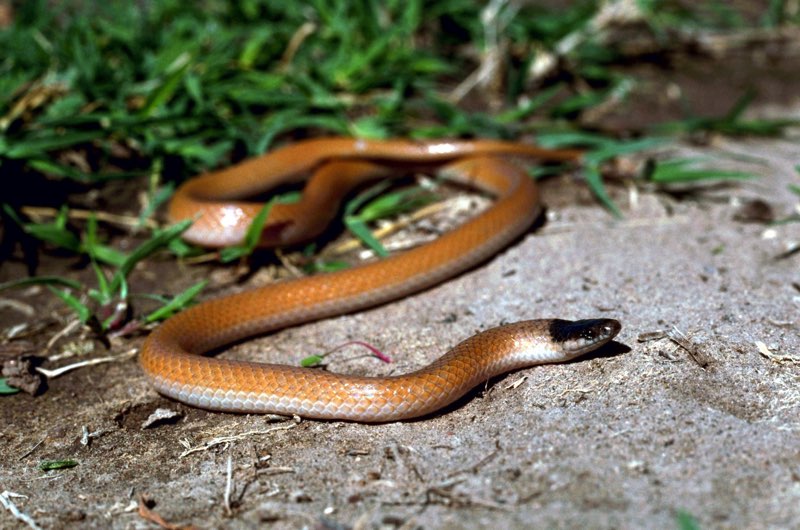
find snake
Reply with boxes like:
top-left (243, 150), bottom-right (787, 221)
top-left (139, 138), bottom-right (621, 421)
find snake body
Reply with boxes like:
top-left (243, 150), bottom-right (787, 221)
top-left (139, 138), bottom-right (621, 421)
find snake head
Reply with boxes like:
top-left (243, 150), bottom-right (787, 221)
top-left (549, 318), bottom-right (622, 357)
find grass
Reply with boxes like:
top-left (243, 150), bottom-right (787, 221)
top-left (343, 180), bottom-right (438, 257)
top-left (1, 0), bottom-right (798, 338)
top-left (218, 201), bottom-right (276, 263)
top-left (3, 1), bottom-right (794, 180)
top-left (676, 510), bottom-right (702, 530)
top-left (0, 215), bottom-right (204, 335)
top-left (38, 459), bottom-right (79, 472)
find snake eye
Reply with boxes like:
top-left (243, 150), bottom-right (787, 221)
top-left (548, 318), bottom-right (621, 355)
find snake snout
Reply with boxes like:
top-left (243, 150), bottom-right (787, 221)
top-left (549, 318), bottom-right (622, 356)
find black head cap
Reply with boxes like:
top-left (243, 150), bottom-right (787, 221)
top-left (548, 318), bottom-right (622, 355)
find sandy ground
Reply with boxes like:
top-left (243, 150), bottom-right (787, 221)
top-left (1, 136), bottom-right (799, 529)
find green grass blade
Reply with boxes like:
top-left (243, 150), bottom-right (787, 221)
top-left (576, 138), bottom-right (667, 217)
top-left (583, 138), bottom-right (667, 164)
top-left (140, 52), bottom-right (192, 116)
top-left (27, 223), bottom-right (82, 251)
top-left (145, 280), bottom-right (208, 322)
top-left (356, 187), bottom-right (435, 223)
top-left (5, 130), bottom-right (107, 159)
top-left (87, 245), bottom-right (128, 268)
top-left (28, 159), bottom-right (90, 181)
top-left (304, 260), bottom-right (350, 274)
top-left (0, 276), bottom-right (83, 292)
top-left (342, 181), bottom-right (401, 257)
top-left (650, 159), bottom-right (755, 184)
top-left (344, 217), bottom-right (388, 257)
top-left (47, 286), bottom-right (91, 323)
top-left (723, 88), bottom-right (754, 123)
top-left (300, 355), bottom-right (324, 368)
top-left (84, 214), bottom-right (112, 303)
top-left (39, 460), bottom-right (79, 471)
top-left (243, 201), bottom-right (275, 251)
top-left (89, 261), bottom-right (112, 305)
top-left (535, 131), bottom-right (615, 149)
top-left (3, 204), bottom-right (81, 252)
top-left (583, 163), bottom-right (622, 218)
top-left (219, 200), bottom-right (274, 263)
top-left (138, 180), bottom-right (173, 229)
top-left (344, 181), bottom-right (393, 217)
top-left (0, 378), bottom-right (21, 395)
top-left (497, 84), bottom-right (564, 124)
top-left (109, 219), bottom-right (193, 292)
top-left (675, 510), bottom-right (702, 530)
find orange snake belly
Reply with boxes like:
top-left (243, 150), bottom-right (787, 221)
top-left (139, 138), bottom-right (621, 421)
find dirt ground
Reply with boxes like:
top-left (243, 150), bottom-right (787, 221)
top-left (1, 132), bottom-right (799, 529)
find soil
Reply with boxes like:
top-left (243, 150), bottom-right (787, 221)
top-left (2, 47), bottom-right (800, 530)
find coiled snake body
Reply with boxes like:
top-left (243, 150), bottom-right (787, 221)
top-left (139, 138), bottom-right (621, 421)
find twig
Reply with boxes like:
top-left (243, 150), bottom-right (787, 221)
top-left (280, 22), bottom-right (317, 70)
top-left (637, 330), bottom-right (666, 342)
top-left (321, 199), bottom-right (453, 258)
top-left (0, 491), bottom-right (42, 530)
top-left (274, 249), bottom-right (305, 279)
top-left (224, 454), bottom-right (234, 516)
top-left (423, 478), bottom-right (509, 511)
top-left (137, 495), bottom-right (198, 530)
top-left (446, 441), bottom-right (500, 479)
top-left (181, 251), bottom-right (223, 265)
top-left (20, 206), bottom-right (158, 230)
top-left (179, 422), bottom-right (299, 458)
top-left (45, 319), bottom-right (82, 350)
top-left (668, 327), bottom-right (713, 368)
top-left (530, 0), bottom-right (644, 82)
top-left (449, 0), bottom-right (516, 104)
top-left (0, 298), bottom-right (35, 317)
top-left (18, 437), bottom-right (46, 461)
top-left (756, 341), bottom-right (800, 365)
top-left (35, 349), bottom-right (137, 378)
top-left (502, 375), bottom-right (527, 390)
